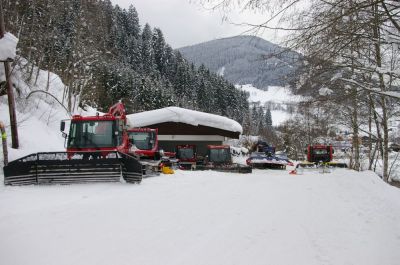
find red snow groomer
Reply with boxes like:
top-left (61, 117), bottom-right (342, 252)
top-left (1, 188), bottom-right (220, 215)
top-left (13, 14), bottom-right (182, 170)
top-left (3, 102), bottom-right (144, 185)
top-left (176, 144), bottom-right (197, 170)
top-left (293, 144), bottom-right (347, 174)
top-left (127, 128), bottom-right (160, 159)
top-left (127, 127), bottom-right (175, 175)
top-left (198, 145), bottom-right (252, 173)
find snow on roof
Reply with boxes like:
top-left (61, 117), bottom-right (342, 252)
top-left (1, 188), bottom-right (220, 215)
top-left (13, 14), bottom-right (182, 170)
top-left (0, 32), bottom-right (18, 61)
top-left (126, 107), bottom-right (243, 134)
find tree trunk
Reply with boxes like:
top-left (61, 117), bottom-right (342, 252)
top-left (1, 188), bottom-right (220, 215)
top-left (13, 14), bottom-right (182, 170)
top-left (352, 89), bottom-right (360, 171)
top-left (0, 1), bottom-right (19, 149)
top-left (372, 1), bottom-right (389, 181)
top-left (368, 94), bottom-right (373, 170)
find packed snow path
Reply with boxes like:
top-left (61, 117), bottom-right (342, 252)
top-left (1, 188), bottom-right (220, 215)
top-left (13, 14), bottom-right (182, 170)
top-left (1, 169), bottom-right (400, 265)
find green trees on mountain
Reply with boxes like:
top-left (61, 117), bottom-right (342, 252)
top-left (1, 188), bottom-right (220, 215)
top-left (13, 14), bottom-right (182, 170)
top-left (2, 0), bottom-right (250, 124)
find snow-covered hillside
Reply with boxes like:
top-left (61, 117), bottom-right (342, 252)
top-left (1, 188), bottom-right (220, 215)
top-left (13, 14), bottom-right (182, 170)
top-left (0, 60), bottom-right (95, 165)
top-left (238, 84), bottom-right (302, 104)
top-left (1, 169), bottom-right (400, 265)
top-left (237, 84), bottom-right (302, 126)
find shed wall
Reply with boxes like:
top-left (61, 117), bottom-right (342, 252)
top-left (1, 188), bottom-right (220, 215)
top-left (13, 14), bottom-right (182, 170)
top-left (159, 140), bottom-right (223, 157)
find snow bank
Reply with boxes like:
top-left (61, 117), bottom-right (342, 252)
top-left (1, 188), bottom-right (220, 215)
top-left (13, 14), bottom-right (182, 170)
top-left (0, 32), bottom-right (18, 61)
top-left (127, 107), bottom-right (243, 133)
top-left (0, 58), bottom-right (93, 165)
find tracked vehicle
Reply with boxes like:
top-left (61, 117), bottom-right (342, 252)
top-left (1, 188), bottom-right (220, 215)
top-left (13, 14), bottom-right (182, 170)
top-left (292, 144), bottom-right (348, 174)
top-left (246, 141), bottom-right (293, 169)
top-left (3, 103), bottom-right (143, 185)
top-left (199, 145), bottom-right (252, 174)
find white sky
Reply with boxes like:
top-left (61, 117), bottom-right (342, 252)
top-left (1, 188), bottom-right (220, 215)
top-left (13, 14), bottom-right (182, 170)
top-left (112, 0), bottom-right (283, 49)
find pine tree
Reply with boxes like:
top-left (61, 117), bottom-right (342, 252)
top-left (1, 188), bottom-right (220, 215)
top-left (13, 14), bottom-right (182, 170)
top-left (3, 1), bottom-right (252, 124)
top-left (141, 23), bottom-right (155, 73)
top-left (152, 28), bottom-right (167, 75)
top-left (126, 5), bottom-right (140, 39)
top-left (265, 108), bottom-right (272, 127)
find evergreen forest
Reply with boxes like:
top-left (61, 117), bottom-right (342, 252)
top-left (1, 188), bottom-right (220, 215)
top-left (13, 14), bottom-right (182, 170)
top-left (2, 0), bottom-right (251, 125)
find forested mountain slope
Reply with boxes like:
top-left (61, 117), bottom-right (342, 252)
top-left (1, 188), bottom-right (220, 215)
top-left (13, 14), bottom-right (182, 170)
top-left (178, 36), bottom-right (302, 89)
top-left (2, 0), bottom-right (249, 123)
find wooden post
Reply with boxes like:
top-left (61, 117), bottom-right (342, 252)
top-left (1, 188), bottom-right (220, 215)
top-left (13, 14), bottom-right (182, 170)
top-left (0, 121), bottom-right (7, 165)
top-left (0, 1), bottom-right (19, 148)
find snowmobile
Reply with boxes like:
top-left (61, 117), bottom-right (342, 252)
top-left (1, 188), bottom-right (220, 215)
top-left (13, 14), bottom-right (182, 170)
top-left (3, 102), bottom-right (144, 185)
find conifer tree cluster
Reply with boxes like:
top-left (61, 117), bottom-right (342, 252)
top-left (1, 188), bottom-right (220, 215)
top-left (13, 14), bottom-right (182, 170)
top-left (3, 0), bottom-right (249, 123)
top-left (242, 103), bottom-right (273, 137)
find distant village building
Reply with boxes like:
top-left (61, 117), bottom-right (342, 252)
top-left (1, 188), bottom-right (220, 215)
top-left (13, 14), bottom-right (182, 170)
top-left (126, 107), bottom-right (242, 156)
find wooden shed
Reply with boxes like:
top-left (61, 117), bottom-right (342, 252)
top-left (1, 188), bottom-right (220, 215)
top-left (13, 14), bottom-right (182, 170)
top-left (126, 107), bottom-right (242, 156)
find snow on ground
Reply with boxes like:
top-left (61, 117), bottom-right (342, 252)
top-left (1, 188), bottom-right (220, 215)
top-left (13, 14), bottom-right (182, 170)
top-left (237, 84), bottom-right (303, 105)
top-left (271, 109), bottom-right (290, 126)
top-left (1, 57), bottom-right (400, 265)
top-left (0, 169), bottom-right (400, 265)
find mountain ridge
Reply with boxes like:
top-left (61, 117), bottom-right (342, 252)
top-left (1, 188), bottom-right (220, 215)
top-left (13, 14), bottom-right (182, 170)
top-left (178, 35), bottom-right (301, 89)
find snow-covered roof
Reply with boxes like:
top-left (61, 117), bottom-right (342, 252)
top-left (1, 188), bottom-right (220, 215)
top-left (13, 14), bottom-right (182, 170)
top-left (126, 107), bottom-right (243, 134)
top-left (0, 32), bottom-right (18, 61)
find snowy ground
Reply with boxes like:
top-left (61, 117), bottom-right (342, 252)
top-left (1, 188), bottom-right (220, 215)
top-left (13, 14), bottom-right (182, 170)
top-left (1, 168), bottom-right (400, 265)
top-left (236, 84), bottom-right (303, 126)
top-left (238, 84), bottom-right (303, 105)
top-left (1, 59), bottom-right (400, 265)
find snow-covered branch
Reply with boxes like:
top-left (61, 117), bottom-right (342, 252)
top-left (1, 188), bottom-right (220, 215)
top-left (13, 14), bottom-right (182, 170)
top-left (338, 78), bottom-right (400, 100)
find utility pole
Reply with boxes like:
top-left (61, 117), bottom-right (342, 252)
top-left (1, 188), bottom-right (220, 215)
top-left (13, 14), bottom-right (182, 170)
top-left (0, 1), bottom-right (19, 148)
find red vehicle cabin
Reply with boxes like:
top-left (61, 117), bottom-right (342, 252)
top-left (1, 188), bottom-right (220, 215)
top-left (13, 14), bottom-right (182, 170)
top-left (127, 128), bottom-right (159, 159)
top-left (176, 144), bottom-right (197, 169)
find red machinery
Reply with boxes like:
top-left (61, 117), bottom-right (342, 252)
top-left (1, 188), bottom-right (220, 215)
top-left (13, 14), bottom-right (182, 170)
top-left (293, 144), bottom-right (347, 174)
top-left (200, 145), bottom-right (252, 173)
top-left (4, 102), bottom-right (143, 185)
top-left (307, 145), bottom-right (333, 163)
top-left (176, 144), bottom-right (197, 170)
top-left (64, 102), bottom-right (131, 158)
top-left (127, 127), bottom-right (171, 175)
top-left (128, 128), bottom-right (159, 159)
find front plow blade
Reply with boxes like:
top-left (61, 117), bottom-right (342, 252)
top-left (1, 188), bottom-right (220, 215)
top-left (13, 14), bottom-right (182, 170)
top-left (3, 151), bottom-right (143, 185)
top-left (197, 163), bottom-right (252, 174)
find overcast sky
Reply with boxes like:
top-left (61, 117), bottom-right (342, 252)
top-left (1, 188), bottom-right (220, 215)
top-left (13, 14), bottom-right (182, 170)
top-left (112, 0), bottom-right (282, 49)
